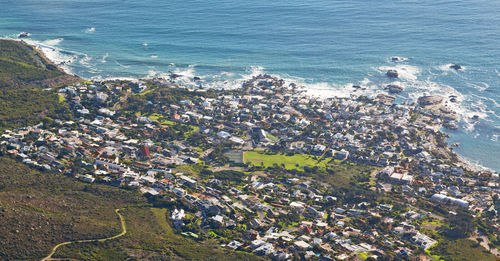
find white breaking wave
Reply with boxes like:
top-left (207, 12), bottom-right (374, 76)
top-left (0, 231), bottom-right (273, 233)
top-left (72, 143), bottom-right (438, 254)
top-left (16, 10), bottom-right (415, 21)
top-left (172, 64), bottom-right (197, 80)
top-left (101, 53), bottom-right (109, 63)
top-left (466, 82), bottom-right (489, 92)
top-left (79, 55), bottom-right (91, 66)
top-left (11, 37), bottom-right (105, 76)
top-left (42, 38), bottom-right (64, 46)
top-left (114, 60), bottom-right (130, 68)
top-left (221, 71), bottom-right (235, 77)
top-left (378, 64), bottom-right (421, 81)
top-left (147, 70), bottom-right (159, 78)
top-left (85, 27), bottom-right (96, 33)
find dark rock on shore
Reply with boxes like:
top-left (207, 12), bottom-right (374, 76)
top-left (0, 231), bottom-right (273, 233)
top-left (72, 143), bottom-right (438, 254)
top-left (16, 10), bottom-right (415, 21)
top-left (386, 70), bottom-right (398, 78)
top-left (352, 85), bottom-right (366, 91)
top-left (169, 73), bottom-right (182, 79)
top-left (418, 95), bottom-right (444, 106)
top-left (376, 94), bottom-right (396, 105)
top-left (386, 84), bottom-right (403, 94)
top-left (193, 76), bottom-right (201, 81)
top-left (439, 107), bottom-right (459, 121)
top-left (242, 74), bottom-right (285, 89)
top-left (443, 121), bottom-right (458, 130)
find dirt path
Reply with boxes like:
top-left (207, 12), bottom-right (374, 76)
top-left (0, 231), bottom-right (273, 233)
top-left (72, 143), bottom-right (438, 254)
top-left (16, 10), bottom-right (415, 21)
top-left (41, 208), bottom-right (127, 261)
top-left (469, 230), bottom-right (500, 258)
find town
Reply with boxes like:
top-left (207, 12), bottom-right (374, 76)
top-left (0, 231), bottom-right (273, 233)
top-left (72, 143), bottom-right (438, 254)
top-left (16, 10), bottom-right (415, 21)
top-left (1, 73), bottom-right (499, 260)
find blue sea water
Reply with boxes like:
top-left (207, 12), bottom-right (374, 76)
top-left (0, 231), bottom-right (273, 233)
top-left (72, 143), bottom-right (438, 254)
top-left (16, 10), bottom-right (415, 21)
top-left (1, 0), bottom-right (499, 171)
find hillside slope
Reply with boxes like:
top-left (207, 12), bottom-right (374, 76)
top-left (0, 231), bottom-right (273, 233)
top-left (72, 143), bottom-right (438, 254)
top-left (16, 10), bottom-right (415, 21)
top-left (0, 40), bottom-right (263, 260)
top-left (0, 156), bottom-right (147, 259)
top-left (0, 39), bottom-right (77, 89)
top-left (0, 39), bottom-right (77, 130)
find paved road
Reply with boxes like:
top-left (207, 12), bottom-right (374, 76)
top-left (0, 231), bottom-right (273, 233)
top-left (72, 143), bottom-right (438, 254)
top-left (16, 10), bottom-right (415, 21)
top-left (201, 148), bottom-right (214, 158)
top-left (41, 208), bottom-right (127, 261)
top-left (210, 166), bottom-right (246, 172)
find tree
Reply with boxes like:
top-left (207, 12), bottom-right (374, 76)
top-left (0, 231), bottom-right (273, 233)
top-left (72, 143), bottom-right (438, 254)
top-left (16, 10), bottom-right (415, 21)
top-left (444, 209), bottom-right (475, 238)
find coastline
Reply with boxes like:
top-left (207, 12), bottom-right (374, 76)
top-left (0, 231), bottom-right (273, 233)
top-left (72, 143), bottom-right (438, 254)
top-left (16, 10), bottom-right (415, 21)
top-left (2, 36), bottom-right (499, 260)
top-left (4, 37), bottom-right (495, 174)
top-left (0, 37), bottom-right (77, 76)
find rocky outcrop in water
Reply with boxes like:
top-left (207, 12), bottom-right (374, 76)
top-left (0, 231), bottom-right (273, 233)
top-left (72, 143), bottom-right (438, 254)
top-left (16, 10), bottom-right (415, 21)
top-left (439, 107), bottom-right (459, 121)
top-left (449, 64), bottom-right (462, 70)
top-left (386, 70), bottom-right (398, 78)
top-left (386, 84), bottom-right (403, 94)
top-left (391, 56), bottom-right (407, 62)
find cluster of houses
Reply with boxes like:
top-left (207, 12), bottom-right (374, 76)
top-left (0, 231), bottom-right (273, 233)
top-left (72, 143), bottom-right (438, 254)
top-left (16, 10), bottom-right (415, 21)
top-left (0, 74), bottom-right (498, 260)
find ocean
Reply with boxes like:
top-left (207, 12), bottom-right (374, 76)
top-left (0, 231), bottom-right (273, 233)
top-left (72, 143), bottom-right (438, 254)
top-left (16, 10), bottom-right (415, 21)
top-left (1, 0), bottom-right (499, 171)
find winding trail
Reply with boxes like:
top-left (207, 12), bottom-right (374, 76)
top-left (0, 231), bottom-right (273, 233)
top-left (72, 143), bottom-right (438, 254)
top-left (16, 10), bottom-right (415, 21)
top-left (41, 208), bottom-right (127, 261)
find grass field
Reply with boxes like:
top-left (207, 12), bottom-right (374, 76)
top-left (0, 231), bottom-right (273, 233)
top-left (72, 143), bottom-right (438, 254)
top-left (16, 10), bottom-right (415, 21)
top-left (244, 150), bottom-right (375, 188)
top-left (57, 93), bottom-right (66, 103)
top-left (244, 150), bottom-right (330, 170)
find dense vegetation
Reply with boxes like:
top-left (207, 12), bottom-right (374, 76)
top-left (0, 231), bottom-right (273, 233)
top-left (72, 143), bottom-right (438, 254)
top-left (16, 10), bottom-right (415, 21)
top-left (0, 39), bottom-right (75, 89)
top-left (0, 58), bottom-right (62, 87)
top-left (429, 238), bottom-right (496, 261)
top-left (0, 88), bottom-right (72, 129)
top-left (0, 39), bottom-right (77, 131)
top-left (0, 156), bottom-right (146, 259)
top-left (54, 208), bottom-right (264, 260)
top-left (0, 155), bottom-right (264, 260)
top-left (0, 40), bottom-right (49, 67)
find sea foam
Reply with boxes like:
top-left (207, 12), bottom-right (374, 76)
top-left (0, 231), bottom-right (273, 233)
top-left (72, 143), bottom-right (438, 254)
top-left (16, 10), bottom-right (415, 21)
top-left (101, 53), bottom-right (109, 63)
